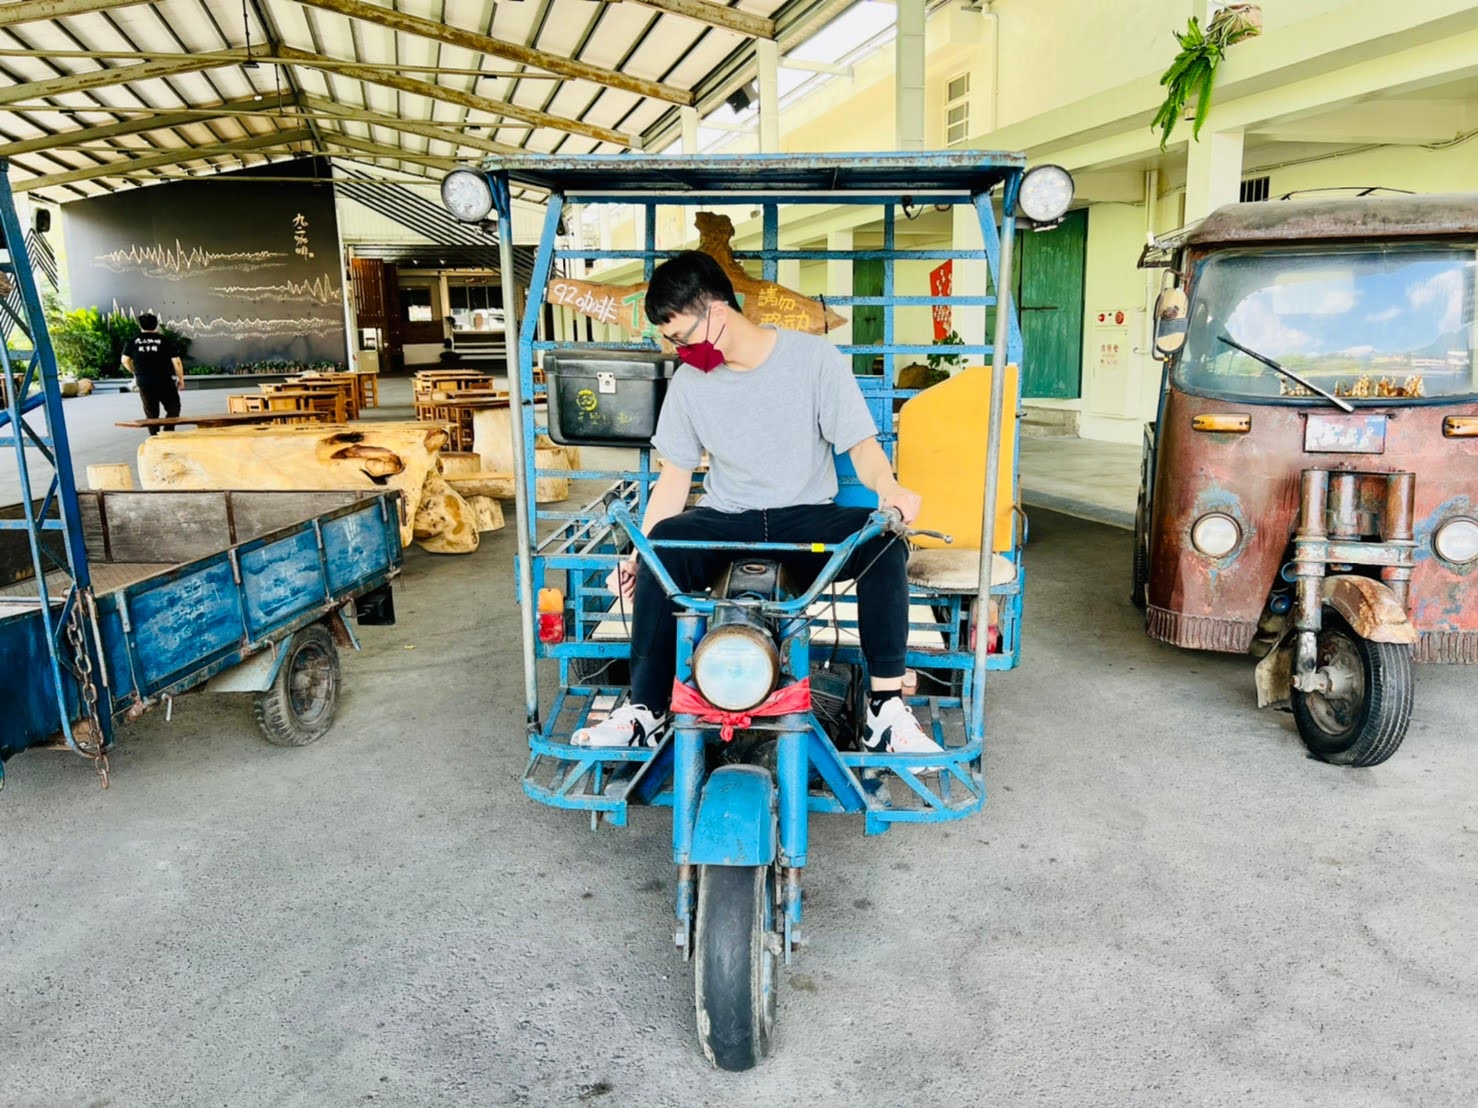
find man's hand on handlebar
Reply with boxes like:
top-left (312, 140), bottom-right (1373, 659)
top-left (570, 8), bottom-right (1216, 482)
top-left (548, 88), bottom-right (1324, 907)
top-left (606, 555), bottom-right (637, 604)
top-left (879, 482), bottom-right (923, 525)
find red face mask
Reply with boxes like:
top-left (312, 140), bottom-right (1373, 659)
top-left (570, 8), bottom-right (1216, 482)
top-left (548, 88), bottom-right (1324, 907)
top-left (674, 308), bottom-right (726, 372)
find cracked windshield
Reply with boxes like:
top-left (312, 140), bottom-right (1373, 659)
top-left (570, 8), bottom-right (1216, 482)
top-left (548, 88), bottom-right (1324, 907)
top-left (1178, 246), bottom-right (1478, 401)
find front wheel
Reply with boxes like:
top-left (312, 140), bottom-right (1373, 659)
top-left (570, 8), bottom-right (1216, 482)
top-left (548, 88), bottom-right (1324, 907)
top-left (694, 864), bottom-right (777, 1071)
top-left (1130, 492), bottom-right (1150, 610)
top-left (254, 624), bottom-right (340, 746)
top-left (1291, 610), bottom-right (1412, 767)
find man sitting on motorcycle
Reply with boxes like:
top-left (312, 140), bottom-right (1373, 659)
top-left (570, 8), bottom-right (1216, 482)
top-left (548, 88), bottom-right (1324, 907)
top-left (573, 250), bottom-right (944, 759)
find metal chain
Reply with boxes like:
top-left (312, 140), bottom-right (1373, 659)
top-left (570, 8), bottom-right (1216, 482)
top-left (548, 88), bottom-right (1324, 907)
top-left (64, 598), bottom-right (109, 788)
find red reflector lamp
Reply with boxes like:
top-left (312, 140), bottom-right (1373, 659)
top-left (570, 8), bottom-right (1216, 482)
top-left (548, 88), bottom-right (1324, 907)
top-left (538, 587), bottom-right (565, 644)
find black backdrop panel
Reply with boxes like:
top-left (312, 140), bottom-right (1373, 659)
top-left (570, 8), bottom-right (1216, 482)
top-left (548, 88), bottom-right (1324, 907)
top-left (62, 160), bottom-right (346, 369)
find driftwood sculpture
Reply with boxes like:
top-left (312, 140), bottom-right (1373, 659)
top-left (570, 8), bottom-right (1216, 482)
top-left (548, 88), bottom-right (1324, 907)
top-left (547, 212), bottom-right (846, 338)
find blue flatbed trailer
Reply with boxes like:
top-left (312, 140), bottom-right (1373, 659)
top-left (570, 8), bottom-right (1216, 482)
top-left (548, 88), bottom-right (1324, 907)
top-left (0, 489), bottom-right (403, 786)
top-left (0, 157), bottom-right (404, 789)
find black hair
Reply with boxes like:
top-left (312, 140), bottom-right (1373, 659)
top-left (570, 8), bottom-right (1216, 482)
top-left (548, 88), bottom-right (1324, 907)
top-left (138, 312), bottom-right (159, 331)
top-left (645, 251), bottom-right (742, 326)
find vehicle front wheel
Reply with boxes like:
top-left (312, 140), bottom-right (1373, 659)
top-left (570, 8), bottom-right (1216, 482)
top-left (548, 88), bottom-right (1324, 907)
top-left (254, 623), bottom-right (340, 747)
top-left (1131, 493), bottom-right (1150, 610)
top-left (694, 864), bottom-right (777, 1071)
top-left (1290, 609), bottom-right (1412, 767)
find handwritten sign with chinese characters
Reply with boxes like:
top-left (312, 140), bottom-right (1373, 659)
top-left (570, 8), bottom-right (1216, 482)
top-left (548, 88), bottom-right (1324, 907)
top-left (291, 213), bottom-right (313, 259)
top-left (549, 279), bottom-right (624, 328)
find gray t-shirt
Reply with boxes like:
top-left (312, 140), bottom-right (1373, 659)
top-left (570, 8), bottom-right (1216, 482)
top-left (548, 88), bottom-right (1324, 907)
top-left (652, 327), bottom-right (877, 513)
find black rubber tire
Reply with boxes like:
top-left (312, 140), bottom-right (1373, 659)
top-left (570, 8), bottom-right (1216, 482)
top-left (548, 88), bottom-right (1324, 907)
top-left (694, 865), bottom-right (776, 1071)
top-left (253, 624), bottom-right (340, 747)
top-left (1291, 609), bottom-right (1413, 767)
top-left (1130, 494), bottom-right (1150, 610)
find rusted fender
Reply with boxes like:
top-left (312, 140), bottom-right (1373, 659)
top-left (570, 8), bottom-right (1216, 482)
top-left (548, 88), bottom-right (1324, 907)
top-left (1322, 575), bottom-right (1417, 644)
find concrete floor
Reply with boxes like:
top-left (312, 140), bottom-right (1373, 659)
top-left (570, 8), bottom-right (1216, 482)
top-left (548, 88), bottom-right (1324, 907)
top-left (3, 478), bottom-right (1476, 1105)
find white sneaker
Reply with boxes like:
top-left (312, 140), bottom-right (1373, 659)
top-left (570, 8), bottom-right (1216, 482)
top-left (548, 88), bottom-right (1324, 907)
top-left (861, 696), bottom-right (945, 762)
top-left (571, 703), bottom-right (668, 749)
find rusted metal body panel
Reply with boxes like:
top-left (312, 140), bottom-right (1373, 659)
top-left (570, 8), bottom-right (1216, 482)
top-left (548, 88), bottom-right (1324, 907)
top-left (1185, 194), bottom-right (1478, 249)
top-left (1146, 388), bottom-right (1478, 658)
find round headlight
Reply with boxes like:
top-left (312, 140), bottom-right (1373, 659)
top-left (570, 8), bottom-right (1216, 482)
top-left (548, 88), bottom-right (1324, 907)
top-left (692, 624), bottom-right (778, 712)
top-left (441, 168), bottom-right (493, 223)
top-left (1191, 513), bottom-right (1241, 558)
top-left (1017, 165), bottom-right (1075, 224)
top-left (1434, 517), bottom-right (1478, 565)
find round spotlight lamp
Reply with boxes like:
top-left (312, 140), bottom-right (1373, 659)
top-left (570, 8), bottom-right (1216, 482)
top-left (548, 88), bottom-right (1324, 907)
top-left (1434, 517), bottom-right (1478, 565)
top-left (1017, 165), bottom-right (1075, 225)
top-left (442, 168), bottom-right (494, 223)
top-left (1191, 512), bottom-right (1241, 558)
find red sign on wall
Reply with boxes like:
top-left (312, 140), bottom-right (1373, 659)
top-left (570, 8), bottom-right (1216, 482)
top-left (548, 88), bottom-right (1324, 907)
top-left (929, 260), bottom-right (953, 340)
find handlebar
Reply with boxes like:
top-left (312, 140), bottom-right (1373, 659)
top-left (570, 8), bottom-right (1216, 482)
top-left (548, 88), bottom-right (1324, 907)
top-left (606, 501), bottom-right (951, 616)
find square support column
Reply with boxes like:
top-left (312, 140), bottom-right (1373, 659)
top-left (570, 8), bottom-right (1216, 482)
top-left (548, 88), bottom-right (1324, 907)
top-left (826, 229), bottom-right (853, 346)
top-left (756, 39), bottom-right (780, 153)
top-left (681, 106), bottom-right (699, 154)
top-left (895, 0), bottom-right (926, 150)
top-left (1184, 129), bottom-right (1244, 221)
top-left (952, 201), bottom-right (987, 354)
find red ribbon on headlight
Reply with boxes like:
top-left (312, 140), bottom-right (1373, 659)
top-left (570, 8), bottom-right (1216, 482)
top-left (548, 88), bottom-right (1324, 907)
top-left (669, 678), bottom-right (812, 742)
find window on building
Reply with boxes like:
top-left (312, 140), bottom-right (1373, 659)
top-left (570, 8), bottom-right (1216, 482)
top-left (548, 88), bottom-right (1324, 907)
top-left (945, 73), bottom-right (970, 147)
top-left (399, 286), bottom-right (433, 323)
top-left (447, 282), bottom-right (505, 332)
top-left (1240, 175), bottom-right (1271, 203)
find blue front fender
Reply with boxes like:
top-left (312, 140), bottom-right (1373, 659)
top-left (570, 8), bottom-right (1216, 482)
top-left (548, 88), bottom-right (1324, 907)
top-left (690, 765), bottom-right (776, 867)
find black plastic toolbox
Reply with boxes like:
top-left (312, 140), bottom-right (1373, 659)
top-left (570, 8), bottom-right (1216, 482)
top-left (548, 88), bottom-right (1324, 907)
top-left (543, 349), bottom-right (679, 446)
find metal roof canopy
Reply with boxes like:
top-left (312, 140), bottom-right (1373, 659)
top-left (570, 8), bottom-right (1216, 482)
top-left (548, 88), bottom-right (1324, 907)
top-left (0, 0), bottom-right (855, 203)
top-left (1186, 193), bottom-right (1478, 247)
top-left (483, 150), bottom-right (1027, 198)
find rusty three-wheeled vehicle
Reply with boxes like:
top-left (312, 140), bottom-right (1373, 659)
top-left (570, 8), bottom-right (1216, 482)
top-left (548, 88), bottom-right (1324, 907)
top-left (1135, 193), bottom-right (1478, 767)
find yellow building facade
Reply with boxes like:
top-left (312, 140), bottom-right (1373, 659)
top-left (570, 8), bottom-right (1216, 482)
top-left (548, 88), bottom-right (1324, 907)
top-left (586, 0), bottom-right (1478, 444)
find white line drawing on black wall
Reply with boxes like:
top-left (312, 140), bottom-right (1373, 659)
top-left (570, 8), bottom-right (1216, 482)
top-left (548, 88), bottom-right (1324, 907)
top-left (95, 239), bottom-right (288, 279)
top-left (211, 275), bottom-right (342, 305)
top-left (164, 314), bottom-right (343, 340)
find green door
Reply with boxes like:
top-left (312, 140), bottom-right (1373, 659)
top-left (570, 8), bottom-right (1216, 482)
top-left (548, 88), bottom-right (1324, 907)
top-left (852, 258), bottom-right (885, 376)
top-left (1016, 208), bottom-right (1087, 399)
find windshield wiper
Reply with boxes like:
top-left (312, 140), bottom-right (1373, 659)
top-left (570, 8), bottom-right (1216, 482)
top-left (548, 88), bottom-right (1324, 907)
top-left (1218, 335), bottom-right (1354, 413)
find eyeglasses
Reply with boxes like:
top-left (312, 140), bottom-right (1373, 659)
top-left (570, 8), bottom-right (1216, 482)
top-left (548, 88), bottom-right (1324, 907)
top-left (665, 307), bottom-right (711, 347)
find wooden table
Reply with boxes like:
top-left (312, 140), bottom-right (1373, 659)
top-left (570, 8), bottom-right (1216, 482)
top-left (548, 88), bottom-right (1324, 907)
top-left (262, 387), bottom-right (347, 423)
top-left (115, 410), bottom-right (330, 430)
top-left (295, 374), bottom-right (362, 419)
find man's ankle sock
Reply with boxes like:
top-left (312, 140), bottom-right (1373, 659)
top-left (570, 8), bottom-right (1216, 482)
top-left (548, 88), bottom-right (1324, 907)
top-left (867, 689), bottom-right (903, 715)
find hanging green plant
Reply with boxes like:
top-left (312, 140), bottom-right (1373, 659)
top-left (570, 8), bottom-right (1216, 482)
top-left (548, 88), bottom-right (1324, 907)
top-left (1152, 4), bottom-right (1263, 151)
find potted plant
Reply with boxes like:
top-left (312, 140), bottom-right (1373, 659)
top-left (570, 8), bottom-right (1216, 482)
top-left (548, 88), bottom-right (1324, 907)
top-left (1152, 4), bottom-right (1263, 150)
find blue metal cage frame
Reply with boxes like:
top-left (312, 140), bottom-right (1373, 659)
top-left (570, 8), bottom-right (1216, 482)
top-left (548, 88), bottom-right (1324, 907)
top-left (0, 159), bottom-right (112, 787)
top-left (485, 152), bottom-right (1028, 838)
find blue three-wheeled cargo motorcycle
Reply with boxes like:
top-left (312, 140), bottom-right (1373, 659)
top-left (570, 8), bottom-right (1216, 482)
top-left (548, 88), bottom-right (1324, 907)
top-left (440, 152), bottom-right (1071, 1068)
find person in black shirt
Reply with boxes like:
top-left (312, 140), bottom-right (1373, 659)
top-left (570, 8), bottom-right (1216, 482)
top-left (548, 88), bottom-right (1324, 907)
top-left (121, 313), bottom-right (184, 435)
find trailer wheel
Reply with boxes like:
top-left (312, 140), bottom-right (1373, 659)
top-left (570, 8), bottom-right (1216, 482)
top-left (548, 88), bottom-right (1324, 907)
top-left (254, 624), bottom-right (340, 747)
top-left (694, 864), bottom-right (777, 1071)
top-left (1291, 609), bottom-right (1412, 767)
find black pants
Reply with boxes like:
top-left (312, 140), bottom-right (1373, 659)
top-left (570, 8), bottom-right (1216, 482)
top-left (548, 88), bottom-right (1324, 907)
top-left (139, 378), bottom-right (180, 435)
top-left (630, 503), bottom-right (908, 712)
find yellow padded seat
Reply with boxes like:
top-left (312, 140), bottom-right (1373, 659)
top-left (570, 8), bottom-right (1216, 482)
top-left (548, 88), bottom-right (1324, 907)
top-left (895, 363), bottom-right (1018, 553)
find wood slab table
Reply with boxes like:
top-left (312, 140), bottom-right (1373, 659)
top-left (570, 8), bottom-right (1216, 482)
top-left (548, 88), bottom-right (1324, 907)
top-left (116, 410), bottom-right (330, 430)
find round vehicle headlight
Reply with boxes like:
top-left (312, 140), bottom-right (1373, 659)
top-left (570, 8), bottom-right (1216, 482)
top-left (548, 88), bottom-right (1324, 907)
top-left (1434, 517), bottom-right (1478, 565)
top-left (441, 168), bottom-right (493, 223)
top-left (1191, 513), bottom-right (1241, 558)
top-left (692, 623), bottom-right (778, 712)
top-left (1017, 165), bottom-right (1075, 224)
